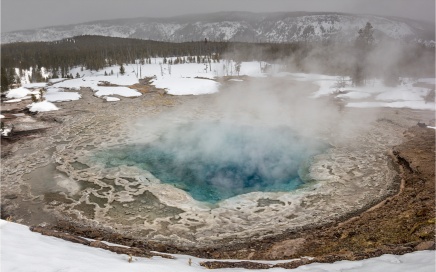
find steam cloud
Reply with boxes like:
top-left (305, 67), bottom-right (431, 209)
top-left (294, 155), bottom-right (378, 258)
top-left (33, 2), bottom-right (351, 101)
top-left (104, 74), bottom-right (381, 202)
top-left (108, 37), bottom-right (431, 202)
top-left (103, 121), bottom-right (328, 202)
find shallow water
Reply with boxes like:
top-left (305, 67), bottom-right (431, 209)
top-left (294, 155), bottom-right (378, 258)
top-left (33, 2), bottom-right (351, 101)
top-left (95, 122), bottom-right (328, 203)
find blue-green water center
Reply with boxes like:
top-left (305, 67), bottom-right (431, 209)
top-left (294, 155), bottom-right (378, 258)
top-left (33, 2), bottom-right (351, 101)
top-left (95, 122), bottom-right (327, 203)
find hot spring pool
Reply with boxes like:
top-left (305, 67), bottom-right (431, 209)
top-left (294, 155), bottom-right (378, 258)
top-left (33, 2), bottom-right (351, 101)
top-left (95, 122), bottom-right (328, 203)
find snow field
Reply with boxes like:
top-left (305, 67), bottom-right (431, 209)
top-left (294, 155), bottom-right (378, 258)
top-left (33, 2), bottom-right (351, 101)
top-left (4, 58), bottom-right (435, 111)
top-left (1, 220), bottom-right (434, 272)
top-left (290, 73), bottom-right (435, 111)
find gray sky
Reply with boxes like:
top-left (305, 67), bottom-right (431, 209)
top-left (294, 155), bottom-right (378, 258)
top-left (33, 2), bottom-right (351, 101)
top-left (1, 0), bottom-right (435, 32)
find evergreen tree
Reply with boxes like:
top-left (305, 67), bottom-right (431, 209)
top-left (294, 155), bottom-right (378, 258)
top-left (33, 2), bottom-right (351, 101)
top-left (1, 67), bottom-right (9, 92)
top-left (356, 22), bottom-right (374, 48)
top-left (7, 68), bottom-right (16, 86)
top-left (352, 22), bottom-right (374, 86)
top-left (31, 94), bottom-right (38, 102)
top-left (119, 64), bottom-right (125, 75)
top-left (31, 66), bottom-right (44, 82)
top-left (235, 61), bottom-right (242, 76)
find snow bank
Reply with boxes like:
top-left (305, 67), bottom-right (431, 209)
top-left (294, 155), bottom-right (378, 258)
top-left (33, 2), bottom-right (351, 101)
top-left (44, 87), bottom-right (81, 102)
top-left (105, 96), bottom-right (121, 102)
top-left (93, 86), bottom-right (141, 97)
top-left (0, 220), bottom-right (434, 272)
top-left (27, 101), bottom-right (59, 112)
top-left (152, 77), bottom-right (219, 95)
top-left (6, 87), bottom-right (31, 99)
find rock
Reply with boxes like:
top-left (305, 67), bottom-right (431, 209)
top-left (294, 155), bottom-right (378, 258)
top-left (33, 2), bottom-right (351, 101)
top-left (415, 241), bottom-right (435, 251)
top-left (417, 122), bottom-right (427, 128)
top-left (266, 238), bottom-right (306, 259)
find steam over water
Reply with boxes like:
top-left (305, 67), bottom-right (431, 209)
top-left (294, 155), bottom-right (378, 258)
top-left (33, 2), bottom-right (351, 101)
top-left (96, 122), bottom-right (328, 203)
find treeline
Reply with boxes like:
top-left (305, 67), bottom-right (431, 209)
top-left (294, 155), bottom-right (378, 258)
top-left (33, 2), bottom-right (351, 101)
top-left (1, 35), bottom-right (303, 72)
top-left (1, 33), bottom-right (434, 88)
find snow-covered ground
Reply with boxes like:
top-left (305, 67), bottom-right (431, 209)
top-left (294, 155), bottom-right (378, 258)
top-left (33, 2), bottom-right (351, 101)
top-left (3, 58), bottom-right (435, 112)
top-left (45, 87), bottom-right (81, 102)
top-left (152, 77), bottom-right (219, 95)
top-left (5, 87), bottom-right (33, 99)
top-left (289, 73), bottom-right (435, 111)
top-left (1, 220), bottom-right (434, 272)
top-left (91, 86), bottom-right (141, 97)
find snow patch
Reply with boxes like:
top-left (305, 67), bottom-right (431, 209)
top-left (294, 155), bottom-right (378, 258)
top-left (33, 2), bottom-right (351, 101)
top-left (105, 96), bottom-right (121, 102)
top-left (44, 87), bottom-right (81, 102)
top-left (152, 77), bottom-right (219, 95)
top-left (93, 86), bottom-right (141, 97)
top-left (27, 101), bottom-right (59, 112)
top-left (6, 87), bottom-right (31, 99)
top-left (1, 128), bottom-right (12, 136)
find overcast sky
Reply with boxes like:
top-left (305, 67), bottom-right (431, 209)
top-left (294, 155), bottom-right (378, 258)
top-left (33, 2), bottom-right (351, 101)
top-left (1, 0), bottom-right (435, 32)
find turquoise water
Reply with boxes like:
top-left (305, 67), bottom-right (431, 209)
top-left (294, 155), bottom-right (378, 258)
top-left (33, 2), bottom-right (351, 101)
top-left (95, 122), bottom-right (327, 203)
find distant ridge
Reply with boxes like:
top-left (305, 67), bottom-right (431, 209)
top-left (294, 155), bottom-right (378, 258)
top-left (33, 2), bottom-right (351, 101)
top-left (2, 12), bottom-right (434, 45)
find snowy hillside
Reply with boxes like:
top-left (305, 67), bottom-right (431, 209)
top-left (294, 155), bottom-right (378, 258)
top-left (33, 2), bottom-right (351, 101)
top-left (2, 12), bottom-right (434, 44)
